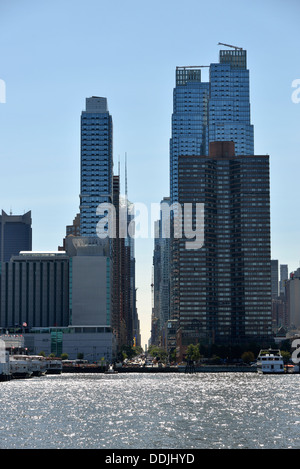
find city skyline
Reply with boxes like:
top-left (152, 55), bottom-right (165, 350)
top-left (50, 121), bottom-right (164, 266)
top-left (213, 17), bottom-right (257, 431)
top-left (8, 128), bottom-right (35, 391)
top-left (0, 0), bottom-right (299, 347)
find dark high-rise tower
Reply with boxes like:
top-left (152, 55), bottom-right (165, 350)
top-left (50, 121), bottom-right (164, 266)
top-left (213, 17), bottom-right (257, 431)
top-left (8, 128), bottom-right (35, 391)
top-left (112, 174), bottom-right (140, 351)
top-left (0, 210), bottom-right (32, 262)
top-left (174, 142), bottom-right (272, 356)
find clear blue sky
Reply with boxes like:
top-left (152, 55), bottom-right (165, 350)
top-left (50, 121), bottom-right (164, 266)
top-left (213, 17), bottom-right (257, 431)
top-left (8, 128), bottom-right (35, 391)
top-left (0, 0), bottom-right (299, 348)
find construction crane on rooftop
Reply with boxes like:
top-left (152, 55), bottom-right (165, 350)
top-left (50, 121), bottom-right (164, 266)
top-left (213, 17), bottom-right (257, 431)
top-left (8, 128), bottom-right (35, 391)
top-left (218, 42), bottom-right (243, 50)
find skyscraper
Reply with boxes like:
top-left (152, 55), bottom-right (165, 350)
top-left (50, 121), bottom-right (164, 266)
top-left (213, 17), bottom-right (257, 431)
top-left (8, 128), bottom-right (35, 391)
top-left (174, 142), bottom-right (272, 355)
top-left (152, 198), bottom-right (171, 345)
top-left (112, 175), bottom-right (139, 350)
top-left (168, 47), bottom-right (272, 357)
top-left (80, 97), bottom-right (113, 237)
top-left (170, 47), bottom-right (254, 204)
top-left (280, 264), bottom-right (289, 294)
top-left (78, 98), bottom-right (138, 352)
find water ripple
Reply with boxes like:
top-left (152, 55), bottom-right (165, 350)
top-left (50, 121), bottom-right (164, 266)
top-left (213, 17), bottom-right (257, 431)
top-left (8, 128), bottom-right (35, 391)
top-left (0, 372), bottom-right (300, 449)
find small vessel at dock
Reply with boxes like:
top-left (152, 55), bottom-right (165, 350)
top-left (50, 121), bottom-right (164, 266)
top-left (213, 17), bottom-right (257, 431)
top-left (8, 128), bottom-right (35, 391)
top-left (105, 364), bottom-right (118, 374)
top-left (9, 355), bottom-right (33, 379)
top-left (256, 348), bottom-right (284, 374)
top-left (27, 355), bottom-right (48, 376)
top-left (45, 357), bottom-right (62, 374)
top-left (0, 351), bottom-right (12, 381)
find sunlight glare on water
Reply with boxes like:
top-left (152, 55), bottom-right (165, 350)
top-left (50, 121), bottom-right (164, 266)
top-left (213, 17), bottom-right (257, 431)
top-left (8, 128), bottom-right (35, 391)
top-left (0, 372), bottom-right (300, 449)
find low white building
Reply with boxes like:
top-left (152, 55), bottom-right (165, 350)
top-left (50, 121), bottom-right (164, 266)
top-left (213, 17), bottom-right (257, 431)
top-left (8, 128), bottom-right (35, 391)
top-left (24, 326), bottom-right (116, 362)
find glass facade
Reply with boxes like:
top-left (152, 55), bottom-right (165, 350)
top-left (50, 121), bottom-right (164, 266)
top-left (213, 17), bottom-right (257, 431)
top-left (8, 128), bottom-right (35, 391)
top-left (170, 68), bottom-right (209, 204)
top-left (170, 49), bottom-right (254, 204)
top-left (80, 97), bottom-right (113, 236)
top-left (209, 51), bottom-right (254, 156)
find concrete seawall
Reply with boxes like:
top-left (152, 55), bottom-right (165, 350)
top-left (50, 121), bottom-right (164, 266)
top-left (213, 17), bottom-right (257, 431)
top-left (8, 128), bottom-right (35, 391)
top-left (62, 365), bottom-right (257, 373)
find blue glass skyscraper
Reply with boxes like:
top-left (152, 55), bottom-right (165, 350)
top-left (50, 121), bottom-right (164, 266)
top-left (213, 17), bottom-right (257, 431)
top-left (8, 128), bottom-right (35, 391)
top-left (170, 48), bottom-right (254, 203)
top-left (80, 97), bottom-right (113, 236)
top-left (170, 67), bottom-right (209, 204)
top-left (209, 49), bottom-right (254, 156)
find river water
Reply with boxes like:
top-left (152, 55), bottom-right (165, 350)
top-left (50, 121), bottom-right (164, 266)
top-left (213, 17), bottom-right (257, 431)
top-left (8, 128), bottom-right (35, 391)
top-left (0, 372), bottom-right (299, 449)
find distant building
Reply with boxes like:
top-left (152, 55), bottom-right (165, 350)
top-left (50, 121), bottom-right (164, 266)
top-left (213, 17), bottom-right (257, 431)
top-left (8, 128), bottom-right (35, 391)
top-left (0, 210), bottom-right (32, 262)
top-left (280, 264), bottom-right (289, 294)
top-left (0, 251), bottom-right (69, 329)
top-left (65, 236), bottom-right (111, 327)
top-left (271, 260), bottom-right (279, 299)
top-left (111, 175), bottom-right (125, 348)
top-left (161, 319), bottom-right (178, 358)
top-left (152, 198), bottom-right (171, 346)
top-left (58, 213), bottom-right (80, 250)
top-left (286, 269), bottom-right (300, 329)
top-left (272, 296), bottom-right (288, 329)
top-left (271, 263), bottom-right (289, 330)
top-left (0, 244), bottom-right (117, 361)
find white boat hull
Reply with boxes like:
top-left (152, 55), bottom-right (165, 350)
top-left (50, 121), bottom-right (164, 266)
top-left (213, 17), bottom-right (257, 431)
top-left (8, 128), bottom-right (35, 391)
top-left (256, 348), bottom-right (285, 374)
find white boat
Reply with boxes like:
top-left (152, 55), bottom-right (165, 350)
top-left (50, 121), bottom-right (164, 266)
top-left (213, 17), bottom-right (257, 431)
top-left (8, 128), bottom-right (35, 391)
top-left (105, 364), bottom-right (118, 374)
top-left (45, 358), bottom-right (62, 374)
top-left (27, 355), bottom-right (47, 376)
top-left (10, 355), bottom-right (33, 379)
top-left (0, 351), bottom-right (12, 381)
top-left (256, 348), bottom-right (284, 374)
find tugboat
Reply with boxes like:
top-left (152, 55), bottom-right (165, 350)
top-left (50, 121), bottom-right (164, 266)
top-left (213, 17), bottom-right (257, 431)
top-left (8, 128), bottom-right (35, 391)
top-left (256, 348), bottom-right (284, 374)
